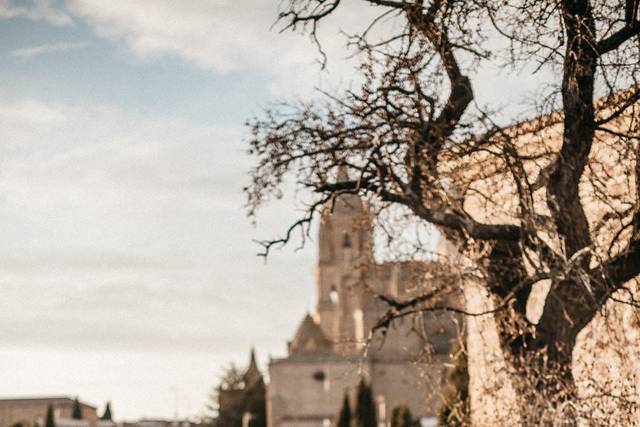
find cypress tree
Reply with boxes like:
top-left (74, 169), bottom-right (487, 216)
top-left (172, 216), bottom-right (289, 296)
top-left (45, 404), bottom-right (55, 427)
top-left (100, 402), bottom-right (112, 421)
top-left (390, 405), bottom-right (414, 427)
top-left (72, 398), bottom-right (82, 420)
top-left (335, 393), bottom-right (351, 427)
top-left (352, 378), bottom-right (376, 427)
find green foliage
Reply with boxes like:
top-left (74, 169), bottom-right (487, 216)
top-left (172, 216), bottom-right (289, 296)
top-left (438, 341), bottom-right (470, 427)
top-left (352, 378), bottom-right (376, 427)
top-left (335, 393), bottom-right (351, 427)
top-left (207, 359), bottom-right (266, 427)
top-left (205, 363), bottom-right (243, 422)
top-left (390, 405), bottom-right (414, 427)
top-left (100, 402), bottom-right (112, 421)
top-left (217, 363), bottom-right (245, 392)
top-left (45, 404), bottom-right (55, 427)
top-left (71, 398), bottom-right (82, 420)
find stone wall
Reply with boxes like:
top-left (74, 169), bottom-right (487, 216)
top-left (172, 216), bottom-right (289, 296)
top-left (439, 97), bottom-right (640, 425)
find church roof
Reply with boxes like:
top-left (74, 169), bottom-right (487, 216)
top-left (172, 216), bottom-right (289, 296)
top-left (288, 314), bottom-right (332, 355)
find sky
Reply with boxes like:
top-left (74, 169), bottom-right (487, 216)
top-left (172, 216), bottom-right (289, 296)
top-left (0, 0), bottom-right (552, 422)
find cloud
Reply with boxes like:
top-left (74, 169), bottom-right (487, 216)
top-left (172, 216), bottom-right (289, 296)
top-left (0, 0), bottom-right (73, 26)
top-left (62, 0), bottom-right (378, 96)
top-left (0, 97), bottom-right (315, 357)
top-left (0, 98), bottom-right (67, 123)
top-left (9, 40), bottom-right (91, 58)
top-left (0, 1), bottom-right (409, 97)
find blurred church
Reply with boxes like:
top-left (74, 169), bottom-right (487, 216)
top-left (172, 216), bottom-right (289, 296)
top-left (266, 177), bottom-right (459, 427)
top-left (0, 397), bottom-right (112, 427)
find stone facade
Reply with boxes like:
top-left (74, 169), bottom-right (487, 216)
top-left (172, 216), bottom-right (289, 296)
top-left (0, 397), bottom-right (98, 427)
top-left (438, 90), bottom-right (640, 425)
top-left (267, 186), bottom-right (458, 427)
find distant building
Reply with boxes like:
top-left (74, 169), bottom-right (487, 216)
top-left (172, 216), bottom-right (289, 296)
top-left (122, 419), bottom-right (200, 427)
top-left (56, 419), bottom-right (114, 427)
top-left (267, 181), bottom-right (459, 427)
top-left (0, 397), bottom-right (98, 427)
top-left (217, 350), bottom-right (266, 427)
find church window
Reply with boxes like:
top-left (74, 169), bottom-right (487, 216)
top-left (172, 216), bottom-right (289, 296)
top-left (329, 286), bottom-right (339, 304)
top-left (305, 338), bottom-right (317, 351)
top-left (313, 370), bottom-right (326, 382)
top-left (342, 232), bottom-right (352, 248)
top-left (324, 376), bottom-right (331, 392)
top-left (353, 309), bottom-right (364, 345)
top-left (388, 273), bottom-right (398, 297)
top-left (376, 395), bottom-right (386, 423)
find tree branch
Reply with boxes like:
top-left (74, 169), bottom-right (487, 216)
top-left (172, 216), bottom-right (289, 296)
top-left (597, 22), bottom-right (640, 55)
top-left (597, 0), bottom-right (640, 55)
top-left (314, 179), bottom-right (522, 241)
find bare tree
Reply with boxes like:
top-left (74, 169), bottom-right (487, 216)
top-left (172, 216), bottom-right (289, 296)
top-left (246, 1), bottom-right (640, 425)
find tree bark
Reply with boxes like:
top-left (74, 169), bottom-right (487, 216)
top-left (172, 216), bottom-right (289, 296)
top-left (509, 336), bottom-right (578, 427)
top-left (486, 242), bottom-right (580, 426)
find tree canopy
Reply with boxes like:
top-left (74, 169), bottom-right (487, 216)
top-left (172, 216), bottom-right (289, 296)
top-left (45, 404), bottom-right (55, 427)
top-left (335, 393), bottom-right (351, 427)
top-left (71, 398), bottom-right (82, 420)
top-left (206, 360), bottom-right (266, 427)
top-left (390, 405), bottom-right (415, 427)
top-left (352, 378), bottom-right (377, 427)
top-left (100, 402), bottom-right (112, 421)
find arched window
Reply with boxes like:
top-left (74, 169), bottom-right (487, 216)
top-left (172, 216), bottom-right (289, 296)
top-left (329, 285), bottom-right (339, 304)
top-left (376, 395), bottom-right (386, 422)
top-left (342, 232), bottom-right (352, 248)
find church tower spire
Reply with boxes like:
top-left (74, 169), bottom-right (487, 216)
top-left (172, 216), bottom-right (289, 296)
top-left (243, 347), bottom-right (263, 388)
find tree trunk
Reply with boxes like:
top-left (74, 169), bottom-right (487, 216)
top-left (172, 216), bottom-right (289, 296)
top-left (486, 243), bottom-right (580, 426)
top-left (507, 333), bottom-right (578, 427)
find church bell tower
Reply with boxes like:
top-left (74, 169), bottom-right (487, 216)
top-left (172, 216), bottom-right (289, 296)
top-left (316, 168), bottom-right (373, 351)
